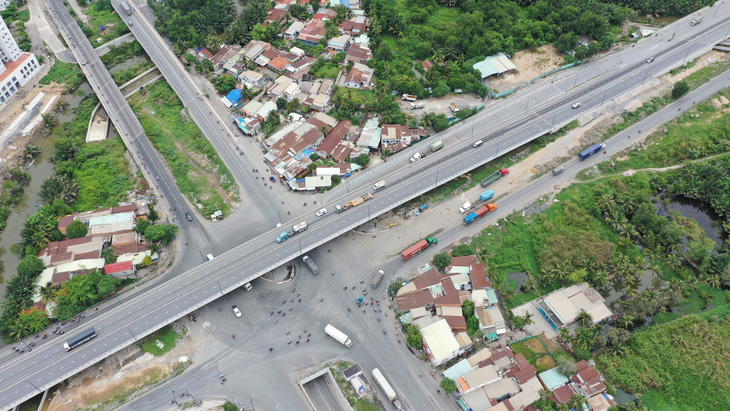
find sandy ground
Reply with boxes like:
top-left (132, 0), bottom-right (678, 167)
top-left (486, 45), bottom-right (565, 92)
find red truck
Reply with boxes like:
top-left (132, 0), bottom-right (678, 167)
top-left (401, 238), bottom-right (438, 261)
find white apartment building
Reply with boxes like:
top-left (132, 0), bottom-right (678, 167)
top-left (0, 15), bottom-right (40, 104)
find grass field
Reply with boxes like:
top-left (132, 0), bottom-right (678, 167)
top-left (129, 80), bottom-right (236, 218)
top-left (311, 61), bottom-right (341, 79)
top-left (138, 325), bottom-right (180, 356)
top-left (511, 335), bottom-right (558, 373)
top-left (39, 61), bottom-right (84, 90)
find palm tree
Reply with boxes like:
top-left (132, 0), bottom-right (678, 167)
top-left (55, 98), bottom-right (69, 112)
top-left (558, 327), bottom-right (572, 344)
top-left (576, 311), bottom-right (593, 327)
top-left (617, 314), bottom-right (634, 330)
top-left (522, 312), bottom-right (535, 327)
top-left (595, 193), bottom-right (616, 214)
top-left (38, 283), bottom-right (57, 304)
top-left (41, 113), bottom-right (56, 131)
top-left (8, 318), bottom-right (31, 341)
top-left (574, 329), bottom-right (594, 351)
top-left (568, 394), bottom-right (587, 410)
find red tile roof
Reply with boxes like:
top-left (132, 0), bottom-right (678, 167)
top-left (318, 121), bottom-right (352, 156)
top-left (74, 250), bottom-right (101, 260)
top-left (104, 260), bottom-right (134, 274)
top-left (443, 315), bottom-right (467, 332)
top-left (331, 144), bottom-right (352, 163)
top-left (450, 255), bottom-right (479, 267)
top-left (470, 264), bottom-right (491, 289)
top-left (434, 277), bottom-right (461, 307)
top-left (268, 56), bottom-right (291, 72)
top-left (412, 268), bottom-right (441, 290)
top-left (51, 271), bottom-right (71, 285)
top-left (51, 252), bottom-right (74, 264)
top-left (112, 204), bottom-right (138, 214)
top-left (0, 54), bottom-right (31, 83)
top-left (394, 288), bottom-right (433, 311)
top-left (211, 45), bottom-right (231, 65)
top-left (553, 385), bottom-right (578, 404)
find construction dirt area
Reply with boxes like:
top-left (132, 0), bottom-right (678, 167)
top-left (485, 45), bottom-right (566, 92)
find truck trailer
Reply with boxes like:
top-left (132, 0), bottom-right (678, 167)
top-left (480, 190), bottom-right (494, 202)
top-left (276, 221), bottom-right (308, 243)
top-left (302, 255), bottom-right (319, 274)
top-left (463, 204), bottom-right (497, 225)
top-left (372, 368), bottom-right (403, 410)
top-left (64, 327), bottom-right (97, 352)
top-left (371, 270), bottom-right (384, 288)
top-left (401, 237), bottom-right (438, 261)
top-left (325, 324), bottom-right (352, 347)
top-left (410, 102), bottom-right (424, 109)
top-left (578, 143), bottom-right (606, 160)
top-left (336, 193), bottom-right (373, 213)
top-left (480, 168), bottom-right (509, 187)
top-left (120, 1), bottom-right (132, 15)
top-left (431, 141), bottom-right (443, 152)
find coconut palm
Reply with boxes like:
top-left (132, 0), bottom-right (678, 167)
top-left (574, 329), bottom-right (595, 351)
top-left (8, 318), bottom-right (31, 341)
top-left (568, 394), bottom-right (587, 410)
top-left (576, 311), bottom-right (593, 327)
top-left (617, 314), bottom-right (634, 330)
top-left (38, 283), bottom-right (57, 304)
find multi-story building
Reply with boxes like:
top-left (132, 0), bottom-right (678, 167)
top-left (0, 15), bottom-right (40, 104)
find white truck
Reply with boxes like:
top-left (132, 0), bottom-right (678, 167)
top-left (410, 102), bottom-right (424, 109)
top-left (325, 324), bottom-right (352, 347)
top-left (459, 201), bottom-right (472, 214)
top-left (372, 368), bottom-right (403, 410)
top-left (410, 152), bottom-right (421, 163)
top-left (402, 94), bottom-right (417, 101)
top-left (303, 255), bottom-right (319, 275)
top-left (373, 180), bottom-right (386, 190)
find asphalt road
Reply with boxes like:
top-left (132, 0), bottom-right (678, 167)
top-left (3, 3), bottom-right (730, 408)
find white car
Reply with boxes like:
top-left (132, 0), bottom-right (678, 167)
top-left (232, 305), bottom-right (242, 317)
top-left (243, 282), bottom-right (252, 291)
top-left (316, 208), bottom-right (327, 217)
top-left (571, 102), bottom-right (581, 109)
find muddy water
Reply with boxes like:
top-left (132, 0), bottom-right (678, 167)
top-left (655, 196), bottom-right (724, 247)
top-left (0, 81), bottom-right (93, 301)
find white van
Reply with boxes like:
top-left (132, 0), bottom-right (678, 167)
top-left (373, 180), bottom-right (386, 190)
top-left (206, 254), bottom-right (214, 261)
top-left (472, 140), bottom-right (483, 148)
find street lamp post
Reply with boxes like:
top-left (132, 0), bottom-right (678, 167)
top-left (250, 394), bottom-right (256, 411)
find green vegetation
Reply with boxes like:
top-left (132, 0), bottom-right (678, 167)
top-left (590, 88), bottom-right (730, 177)
top-left (310, 59), bottom-right (342, 79)
top-left (671, 80), bottom-right (689, 99)
top-left (596, 315), bottom-right (730, 410)
top-left (79, 0), bottom-right (129, 44)
top-left (55, 270), bottom-right (120, 321)
top-left (138, 325), bottom-right (181, 356)
top-left (39, 61), bottom-right (84, 91)
top-left (331, 88), bottom-right (406, 125)
top-left (101, 41), bottom-right (146, 67)
top-left (129, 81), bottom-right (237, 217)
top-left (112, 60), bottom-right (155, 86)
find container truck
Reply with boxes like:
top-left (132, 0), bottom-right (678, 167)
top-left (410, 152), bottom-right (421, 163)
top-left (336, 193), bottom-right (373, 213)
top-left (480, 168), bottom-right (509, 188)
top-left (325, 324), bottom-right (352, 347)
top-left (401, 237), bottom-right (438, 261)
top-left (302, 255), bottom-right (319, 274)
top-left (402, 94), bottom-right (417, 101)
top-left (463, 204), bottom-right (497, 225)
top-left (578, 143), bottom-right (605, 160)
top-left (459, 201), bottom-right (472, 214)
top-left (371, 270), bottom-right (384, 288)
top-left (121, 1), bottom-right (132, 15)
top-left (410, 102), bottom-right (424, 109)
top-left (372, 368), bottom-right (403, 411)
top-left (431, 141), bottom-right (443, 152)
top-left (480, 190), bottom-right (494, 202)
top-left (64, 327), bottom-right (97, 351)
top-left (276, 221), bottom-right (308, 243)
top-left (373, 180), bottom-right (386, 190)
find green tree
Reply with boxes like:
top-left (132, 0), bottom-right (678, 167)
top-left (142, 256), bottom-right (153, 267)
top-left (101, 248), bottom-right (116, 265)
top-left (440, 377), bottom-right (457, 393)
top-left (352, 153), bottom-right (370, 167)
top-left (148, 206), bottom-right (160, 222)
top-left (39, 174), bottom-right (79, 205)
top-left (672, 81), bottom-right (689, 99)
top-left (16, 308), bottom-right (49, 336)
top-left (576, 310), bottom-right (593, 327)
top-left (433, 253), bottom-right (452, 269)
top-left (135, 218), bottom-right (151, 234)
top-left (37, 283), bottom-right (57, 305)
top-left (452, 244), bottom-right (475, 257)
top-left (276, 97), bottom-right (288, 109)
top-left (54, 270), bottom-right (120, 321)
top-left (212, 75), bottom-right (237, 93)
top-left (406, 325), bottom-right (423, 348)
top-left (17, 256), bottom-right (44, 278)
top-left (65, 220), bottom-right (88, 238)
top-left (556, 355), bottom-right (577, 376)
top-left (144, 224), bottom-right (178, 245)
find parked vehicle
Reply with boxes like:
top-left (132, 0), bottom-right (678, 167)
top-left (480, 190), bottom-right (494, 202)
top-left (373, 180), bottom-right (386, 190)
top-left (371, 270), bottom-right (384, 288)
top-left (410, 102), bottom-right (425, 109)
top-left (316, 208), bottom-right (327, 217)
top-left (480, 168), bottom-right (509, 188)
top-left (336, 193), bottom-right (373, 213)
top-left (303, 255), bottom-right (319, 275)
top-left (463, 204), bottom-right (497, 225)
top-left (401, 94), bottom-right (417, 102)
top-left (418, 204), bottom-right (429, 212)
top-left (372, 368), bottom-right (403, 411)
top-left (243, 282), bottom-right (253, 291)
top-left (206, 254), bottom-right (215, 261)
top-left (269, 176), bottom-right (276, 183)
top-left (276, 221), bottom-right (308, 243)
top-left (121, 1), bottom-right (132, 15)
top-left (578, 143), bottom-right (606, 161)
top-left (64, 328), bottom-right (96, 352)
top-left (459, 201), bottom-right (473, 214)
top-left (552, 167), bottom-right (564, 176)
top-left (431, 141), bottom-right (443, 152)
top-left (450, 103), bottom-right (459, 114)
top-left (232, 305), bottom-right (242, 317)
top-left (401, 237), bottom-right (438, 261)
top-left (325, 324), bottom-right (352, 347)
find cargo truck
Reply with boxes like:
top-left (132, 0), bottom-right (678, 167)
top-left (325, 324), bottom-right (352, 347)
top-left (64, 327), bottom-right (97, 351)
top-left (401, 237), bottom-right (438, 261)
top-left (410, 102), bottom-right (424, 109)
top-left (336, 193), bottom-right (373, 213)
top-left (302, 255), bottom-right (319, 274)
top-left (431, 141), bottom-right (443, 152)
top-left (121, 1), bottom-right (132, 15)
top-left (410, 152), bottom-right (422, 163)
top-left (371, 270), bottom-right (384, 288)
top-left (402, 94), bottom-right (417, 101)
top-left (373, 180), bottom-right (386, 190)
top-left (463, 204), bottom-right (497, 225)
top-left (480, 190), bottom-right (494, 202)
top-left (450, 103), bottom-right (459, 114)
top-left (459, 201), bottom-right (472, 214)
top-left (578, 143), bottom-right (606, 160)
top-left (372, 368), bottom-right (403, 411)
top-left (276, 221), bottom-right (308, 243)
top-left (480, 168), bottom-right (509, 188)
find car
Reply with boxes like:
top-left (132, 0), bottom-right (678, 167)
top-left (571, 102), bottom-right (581, 109)
top-left (269, 176), bottom-right (276, 183)
top-left (128, 21), bottom-right (133, 26)
top-left (232, 305), bottom-right (242, 317)
top-left (243, 282), bottom-right (252, 291)
top-left (316, 208), bottom-right (327, 217)
top-left (646, 57), bottom-right (655, 63)
top-left (185, 212), bottom-right (193, 222)
top-left (81, 62), bottom-right (85, 66)
top-left (472, 140), bottom-right (483, 148)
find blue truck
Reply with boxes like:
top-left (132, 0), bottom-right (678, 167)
top-left (480, 190), bottom-right (494, 202)
top-left (579, 143), bottom-right (606, 161)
